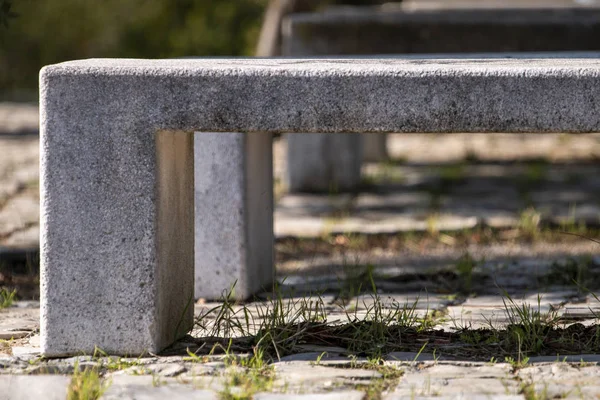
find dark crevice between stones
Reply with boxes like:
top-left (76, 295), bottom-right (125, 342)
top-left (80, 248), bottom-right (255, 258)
top-left (0, 247), bottom-right (40, 300)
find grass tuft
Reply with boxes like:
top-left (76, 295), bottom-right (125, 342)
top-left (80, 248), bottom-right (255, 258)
top-left (67, 364), bottom-right (110, 400)
top-left (0, 287), bottom-right (16, 309)
top-left (518, 208), bottom-right (542, 240)
top-left (190, 270), bottom-right (600, 365)
top-left (455, 252), bottom-right (480, 295)
top-left (215, 340), bottom-right (275, 400)
top-left (92, 347), bottom-right (142, 372)
top-left (502, 292), bottom-right (560, 356)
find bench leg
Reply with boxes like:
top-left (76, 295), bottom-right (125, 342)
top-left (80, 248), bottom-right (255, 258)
top-left (363, 134), bottom-right (389, 162)
top-left (285, 133), bottom-right (363, 193)
top-left (41, 129), bottom-right (195, 356)
top-left (194, 132), bottom-right (274, 300)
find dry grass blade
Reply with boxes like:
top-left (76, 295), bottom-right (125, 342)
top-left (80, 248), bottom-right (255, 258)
top-left (560, 231), bottom-right (600, 246)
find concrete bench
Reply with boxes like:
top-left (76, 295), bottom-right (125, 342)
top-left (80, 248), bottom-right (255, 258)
top-left (282, 0), bottom-right (600, 192)
top-left (40, 57), bottom-right (600, 356)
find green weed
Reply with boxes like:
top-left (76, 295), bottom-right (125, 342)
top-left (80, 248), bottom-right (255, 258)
top-left (455, 252), bottom-right (480, 295)
top-left (558, 204), bottom-right (588, 234)
top-left (438, 163), bottom-right (467, 184)
top-left (361, 160), bottom-right (405, 187)
top-left (519, 381), bottom-right (550, 400)
top-left (0, 287), bottom-right (16, 309)
top-left (524, 161), bottom-right (548, 185)
top-left (518, 208), bottom-right (542, 240)
top-left (67, 364), bottom-right (110, 400)
top-left (217, 343), bottom-right (275, 400)
top-left (357, 359), bottom-right (404, 400)
top-left (339, 263), bottom-right (376, 300)
top-left (426, 213), bottom-right (440, 236)
top-left (91, 347), bottom-right (143, 372)
top-left (502, 292), bottom-right (559, 355)
top-left (191, 271), bottom-right (600, 369)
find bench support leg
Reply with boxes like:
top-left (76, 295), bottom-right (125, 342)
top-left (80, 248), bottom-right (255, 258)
top-left (41, 130), bottom-right (195, 356)
top-left (363, 134), bottom-right (389, 162)
top-left (194, 132), bottom-right (274, 300)
top-left (285, 133), bottom-right (363, 192)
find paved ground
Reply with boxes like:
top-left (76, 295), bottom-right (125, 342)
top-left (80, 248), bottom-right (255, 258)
top-left (275, 133), bottom-right (600, 237)
top-left (1, 103), bottom-right (600, 399)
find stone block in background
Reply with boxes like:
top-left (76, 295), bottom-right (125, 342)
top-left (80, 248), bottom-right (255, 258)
top-left (282, 0), bottom-right (600, 192)
top-left (194, 132), bottom-right (274, 300)
top-left (283, 1), bottom-right (600, 56)
top-left (286, 133), bottom-right (363, 193)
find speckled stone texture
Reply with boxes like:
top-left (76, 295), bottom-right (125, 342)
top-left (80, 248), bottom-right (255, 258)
top-left (282, 0), bottom-right (600, 189)
top-left (40, 56), bottom-right (600, 356)
top-left (194, 132), bottom-right (273, 300)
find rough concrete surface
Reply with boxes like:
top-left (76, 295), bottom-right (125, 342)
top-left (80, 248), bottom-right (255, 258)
top-left (0, 375), bottom-right (70, 400)
top-left (194, 132), bottom-right (274, 300)
top-left (41, 56), bottom-right (600, 133)
top-left (39, 56), bottom-right (600, 355)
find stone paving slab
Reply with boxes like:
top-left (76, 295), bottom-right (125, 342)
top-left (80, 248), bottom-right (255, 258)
top-left (0, 103), bottom-right (38, 136)
top-left (0, 134), bottom-right (39, 262)
top-left (517, 363), bottom-right (600, 399)
top-left (390, 377), bottom-right (519, 398)
top-left (277, 241), bottom-right (600, 294)
top-left (0, 195), bottom-right (38, 240)
top-left (351, 293), bottom-right (449, 313)
top-left (385, 395), bottom-right (524, 400)
top-left (0, 305), bottom-right (38, 342)
top-left (0, 375), bottom-right (70, 400)
top-left (274, 361), bottom-right (382, 386)
top-left (275, 132), bottom-right (600, 237)
top-left (386, 363), bottom-right (521, 399)
top-left (275, 164), bottom-right (600, 238)
top-left (384, 133), bottom-right (600, 164)
top-left (3, 340), bottom-right (600, 398)
top-left (526, 355), bottom-right (600, 363)
top-left (102, 375), bottom-right (219, 400)
top-left (255, 392), bottom-right (366, 400)
top-left (442, 290), bottom-right (581, 330)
